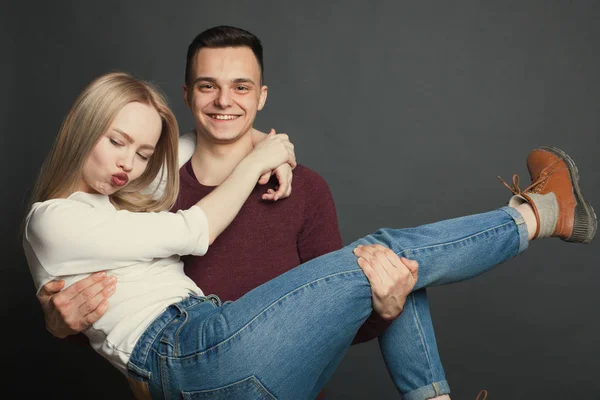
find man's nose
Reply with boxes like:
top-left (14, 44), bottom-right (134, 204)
top-left (215, 89), bottom-right (233, 108)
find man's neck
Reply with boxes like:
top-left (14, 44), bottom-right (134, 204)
top-left (190, 129), bottom-right (255, 186)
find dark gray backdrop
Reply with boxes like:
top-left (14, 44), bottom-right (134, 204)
top-left (3, 1), bottom-right (599, 399)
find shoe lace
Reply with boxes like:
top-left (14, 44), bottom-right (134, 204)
top-left (497, 174), bottom-right (537, 196)
top-left (475, 389), bottom-right (488, 400)
top-left (497, 158), bottom-right (563, 196)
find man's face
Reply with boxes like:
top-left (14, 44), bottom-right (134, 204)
top-left (184, 46), bottom-right (267, 144)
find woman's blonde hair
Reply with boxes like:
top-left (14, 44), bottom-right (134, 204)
top-left (29, 71), bottom-right (179, 212)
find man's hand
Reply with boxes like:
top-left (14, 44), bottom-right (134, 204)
top-left (252, 128), bottom-right (294, 201)
top-left (37, 272), bottom-right (116, 338)
top-left (353, 244), bottom-right (418, 320)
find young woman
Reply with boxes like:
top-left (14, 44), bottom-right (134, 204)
top-left (23, 72), bottom-right (595, 400)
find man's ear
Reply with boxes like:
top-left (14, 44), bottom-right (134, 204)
top-left (183, 85), bottom-right (191, 108)
top-left (257, 85), bottom-right (268, 111)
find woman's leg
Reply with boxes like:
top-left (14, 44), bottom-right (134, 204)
top-left (379, 289), bottom-right (449, 400)
top-left (309, 288), bottom-right (449, 400)
top-left (128, 207), bottom-right (526, 399)
top-left (345, 206), bottom-right (527, 399)
top-left (353, 206), bottom-right (528, 289)
top-left (315, 207), bottom-right (526, 399)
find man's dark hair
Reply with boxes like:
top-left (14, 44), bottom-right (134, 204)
top-left (185, 25), bottom-right (264, 85)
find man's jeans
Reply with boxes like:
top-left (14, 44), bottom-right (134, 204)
top-left (127, 206), bottom-right (528, 400)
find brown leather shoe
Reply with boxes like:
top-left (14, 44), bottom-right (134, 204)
top-left (499, 146), bottom-right (596, 243)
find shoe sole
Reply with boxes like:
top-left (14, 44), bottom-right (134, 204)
top-left (538, 146), bottom-right (597, 243)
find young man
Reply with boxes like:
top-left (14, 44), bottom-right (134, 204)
top-left (37, 26), bottom-right (424, 399)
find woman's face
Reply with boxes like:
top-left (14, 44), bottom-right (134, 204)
top-left (78, 101), bottom-right (162, 195)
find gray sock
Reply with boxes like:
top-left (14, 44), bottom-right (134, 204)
top-left (509, 193), bottom-right (559, 239)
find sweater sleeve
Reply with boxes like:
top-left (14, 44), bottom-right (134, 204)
top-left (297, 169), bottom-right (343, 262)
top-left (25, 199), bottom-right (209, 276)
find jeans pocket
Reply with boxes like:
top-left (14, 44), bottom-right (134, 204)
top-left (181, 375), bottom-right (276, 400)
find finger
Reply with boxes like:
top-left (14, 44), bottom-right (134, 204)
top-left (356, 246), bottom-right (406, 281)
top-left (83, 299), bottom-right (110, 327)
top-left (359, 254), bottom-right (388, 285)
top-left (369, 244), bottom-right (398, 257)
top-left (38, 279), bottom-right (65, 298)
top-left (78, 283), bottom-right (116, 325)
top-left (357, 257), bottom-right (382, 286)
top-left (261, 188), bottom-right (276, 201)
top-left (273, 167), bottom-right (291, 201)
top-left (355, 244), bottom-right (396, 264)
top-left (258, 171), bottom-right (272, 185)
top-left (287, 143), bottom-right (297, 169)
top-left (368, 250), bottom-right (397, 282)
top-left (75, 276), bottom-right (117, 306)
top-left (374, 247), bottom-right (404, 270)
top-left (353, 244), bottom-right (378, 259)
top-left (286, 174), bottom-right (293, 196)
top-left (365, 246), bottom-right (412, 278)
top-left (62, 279), bottom-right (116, 332)
top-left (375, 250), bottom-right (396, 278)
top-left (401, 257), bottom-right (419, 278)
top-left (58, 276), bottom-right (116, 321)
top-left (61, 271), bottom-right (109, 301)
top-left (268, 128), bottom-right (276, 136)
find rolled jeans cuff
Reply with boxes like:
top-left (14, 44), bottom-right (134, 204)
top-left (499, 205), bottom-right (530, 255)
top-left (401, 380), bottom-right (451, 400)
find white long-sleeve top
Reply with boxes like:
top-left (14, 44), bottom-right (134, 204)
top-left (23, 132), bottom-right (204, 375)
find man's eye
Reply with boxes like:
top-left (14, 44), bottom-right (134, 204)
top-left (198, 84), bottom-right (214, 90)
top-left (236, 86), bottom-right (249, 91)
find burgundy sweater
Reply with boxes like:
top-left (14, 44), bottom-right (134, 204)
top-left (171, 161), bottom-right (392, 397)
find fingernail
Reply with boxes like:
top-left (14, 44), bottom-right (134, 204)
top-left (109, 276), bottom-right (117, 284)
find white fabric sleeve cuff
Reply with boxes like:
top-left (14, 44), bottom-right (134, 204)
top-left (179, 205), bottom-right (210, 256)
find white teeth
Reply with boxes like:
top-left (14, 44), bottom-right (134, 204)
top-left (211, 115), bottom-right (238, 120)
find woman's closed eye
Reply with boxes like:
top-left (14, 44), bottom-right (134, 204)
top-left (109, 138), bottom-right (124, 147)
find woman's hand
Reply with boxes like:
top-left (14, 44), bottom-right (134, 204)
top-left (252, 129), bottom-right (295, 201)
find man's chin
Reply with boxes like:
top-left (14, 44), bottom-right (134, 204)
top-left (197, 128), bottom-right (249, 144)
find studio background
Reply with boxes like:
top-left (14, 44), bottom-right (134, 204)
top-left (2, 1), bottom-right (599, 398)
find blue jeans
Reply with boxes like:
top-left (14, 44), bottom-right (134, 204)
top-left (127, 207), bottom-right (528, 400)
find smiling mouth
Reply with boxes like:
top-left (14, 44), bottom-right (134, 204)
top-left (208, 114), bottom-right (240, 121)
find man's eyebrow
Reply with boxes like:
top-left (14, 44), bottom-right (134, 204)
top-left (193, 76), bottom-right (217, 85)
top-left (232, 78), bottom-right (256, 85)
top-left (112, 128), bottom-right (155, 151)
top-left (193, 77), bottom-right (257, 86)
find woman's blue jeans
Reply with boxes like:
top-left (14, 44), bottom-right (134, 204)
top-left (127, 207), bottom-right (529, 400)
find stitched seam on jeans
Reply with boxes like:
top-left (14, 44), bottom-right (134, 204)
top-left (409, 292), bottom-right (434, 383)
top-left (161, 355), bottom-right (170, 400)
top-left (171, 268), bottom-right (364, 359)
top-left (390, 221), bottom-right (514, 256)
top-left (130, 311), bottom-right (181, 375)
top-left (181, 376), bottom-right (277, 399)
